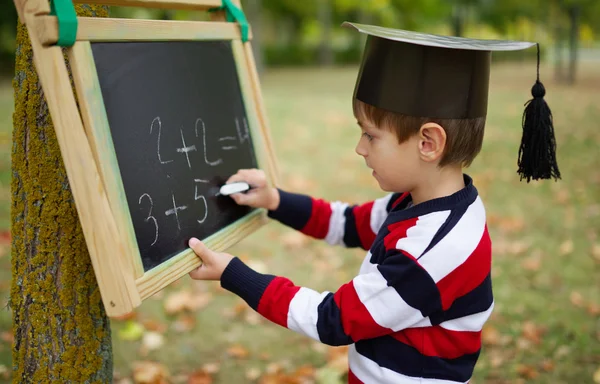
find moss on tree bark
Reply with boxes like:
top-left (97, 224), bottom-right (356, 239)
top-left (10, 4), bottom-right (113, 382)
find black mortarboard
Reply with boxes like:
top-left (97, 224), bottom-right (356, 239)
top-left (343, 22), bottom-right (560, 182)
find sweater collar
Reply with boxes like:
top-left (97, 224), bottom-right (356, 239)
top-left (388, 174), bottom-right (478, 221)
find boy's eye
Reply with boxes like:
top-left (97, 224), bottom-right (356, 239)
top-left (362, 132), bottom-right (373, 141)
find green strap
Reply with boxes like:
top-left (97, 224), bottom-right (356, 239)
top-left (209, 0), bottom-right (249, 42)
top-left (49, 0), bottom-right (78, 46)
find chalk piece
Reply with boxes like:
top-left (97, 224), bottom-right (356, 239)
top-left (218, 182), bottom-right (251, 196)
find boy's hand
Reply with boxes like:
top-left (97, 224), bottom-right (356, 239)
top-left (226, 169), bottom-right (280, 210)
top-left (188, 238), bottom-right (234, 281)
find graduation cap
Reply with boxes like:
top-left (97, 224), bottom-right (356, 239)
top-left (343, 22), bottom-right (560, 182)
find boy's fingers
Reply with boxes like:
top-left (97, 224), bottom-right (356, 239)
top-left (188, 264), bottom-right (209, 280)
top-left (189, 238), bottom-right (211, 259)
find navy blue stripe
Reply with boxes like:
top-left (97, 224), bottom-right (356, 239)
top-left (430, 273), bottom-right (493, 325)
top-left (267, 189), bottom-right (313, 231)
top-left (378, 250), bottom-right (442, 318)
top-left (419, 195), bottom-right (475, 257)
top-left (220, 257), bottom-right (276, 311)
top-left (342, 205), bottom-right (362, 247)
top-left (316, 293), bottom-right (354, 346)
top-left (355, 336), bottom-right (479, 382)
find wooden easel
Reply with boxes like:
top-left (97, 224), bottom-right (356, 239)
top-left (13, 0), bottom-right (279, 317)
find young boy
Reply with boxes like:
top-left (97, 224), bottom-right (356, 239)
top-left (187, 23), bottom-right (560, 383)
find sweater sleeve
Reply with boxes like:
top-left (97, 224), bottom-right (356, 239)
top-left (220, 250), bottom-right (441, 346)
top-left (267, 189), bottom-right (396, 250)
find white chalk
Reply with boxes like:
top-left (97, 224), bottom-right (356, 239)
top-left (218, 182), bottom-right (251, 196)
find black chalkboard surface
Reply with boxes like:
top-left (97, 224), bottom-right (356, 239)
top-left (91, 41), bottom-right (258, 272)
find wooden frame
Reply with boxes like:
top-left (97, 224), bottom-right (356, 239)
top-left (14, 0), bottom-right (280, 317)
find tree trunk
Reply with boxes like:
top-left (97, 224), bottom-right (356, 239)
top-left (567, 5), bottom-right (580, 84)
top-left (451, 4), bottom-right (465, 37)
top-left (10, 4), bottom-right (113, 382)
top-left (245, 0), bottom-right (265, 77)
top-left (317, 0), bottom-right (334, 66)
top-left (554, 25), bottom-right (565, 82)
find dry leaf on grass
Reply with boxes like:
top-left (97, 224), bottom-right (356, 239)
top-left (481, 325), bottom-right (501, 346)
top-left (227, 344), bottom-right (250, 359)
top-left (516, 364), bottom-right (539, 379)
top-left (139, 332), bottom-right (165, 355)
top-left (172, 314), bottom-right (196, 333)
top-left (521, 321), bottom-right (545, 344)
top-left (570, 291), bottom-right (585, 307)
top-left (593, 366), bottom-right (600, 383)
top-left (591, 243), bottom-right (600, 263)
top-left (281, 232), bottom-right (309, 249)
top-left (245, 367), bottom-right (262, 381)
top-left (560, 240), bottom-right (574, 255)
top-left (132, 361), bottom-right (170, 384)
top-left (187, 369), bottom-right (213, 384)
top-left (164, 290), bottom-right (213, 315)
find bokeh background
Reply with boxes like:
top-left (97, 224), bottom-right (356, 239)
top-left (0, 0), bottom-right (599, 383)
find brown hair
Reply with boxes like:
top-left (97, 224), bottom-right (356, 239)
top-left (353, 99), bottom-right (486, 168)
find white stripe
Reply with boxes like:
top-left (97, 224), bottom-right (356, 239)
top-left (439, 301), bottom-right (494, 332)
top-left (349, 344), bottom-right (468, 384)
top-left (358, 251), bottom-right (376, 274)
top-left (286, 287), bottom-right (329, 341)
top-left (395, 210), bottom-right (451, 258)
top-left (370, 194), bottom-right (393, 234)
top-left (353, 270), bottom-right (425, 331)
top-left (324, 201), bottom-right (348, 246)
top-left (419, 197), bottom-right (487, 282)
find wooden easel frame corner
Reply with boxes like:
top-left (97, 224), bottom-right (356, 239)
top-left (13, 0), bottom-right (280, 317)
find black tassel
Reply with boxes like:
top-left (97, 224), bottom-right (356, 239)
top-left (517, 43), bottom-right (561, 182)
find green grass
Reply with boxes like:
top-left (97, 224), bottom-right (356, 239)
top-left (0, 63), bottom-right (599, 383)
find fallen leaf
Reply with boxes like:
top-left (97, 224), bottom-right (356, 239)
top-left (0, 231), bottom-right (10, 245)
top-left (541, 359), bottom-right (554, 372)
top-left (521, 321), bottom-right (545, 344)
top-left (141, 332), bottom-right (164, 353)
top-left (142, 319), bottom-right (168, 334)
top-left (187, 370), bottom-right (213, 384)
top-left (245, 367), bottom-right (261, 381)
top-left (326, 346), bottom-right (349, 374)
top-left (554, 189), bottom-right (570, 204)
top-left (554, 345), bottom-right (571, 358)
top-left (227, 344), bottom-right (250, 359)
top-left (164, 290), bottom-right (193, 315)
top-left (265, 362), bottom-right (283, 374)
top-left (516, 364), bottom-right (539, 379)
top-left (281, 232), bottom-right (308, 250)
top-left (0, 331), bottom-right (13, 344)
top-left (481, 326), bottom-right (501, 346)
top-left (521, 256), bottom-right (541, 271)
top-left (119, 321), bottom-right (144, 341)
top-left (593, 366), bottom-right (600, 383)
top-left (560, 240), bottom-right (574, 255)
top-left (132, 361), bottom-right (169, 384)
top-left (587, 303), bottom-right (600, 316)
top-left (172, 314), bottom-right (196, 333)
top-left (293, 364), bottom-right (316, 380)
top-left (570, 291), bottom-right (585, 307)
top-left (202, 363), bottom-right (220, 375)
top-left (592, 244), bottom-right (600, 263)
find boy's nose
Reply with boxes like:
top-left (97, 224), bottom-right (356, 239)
top-left (355, 141), bottom-right (367, 157)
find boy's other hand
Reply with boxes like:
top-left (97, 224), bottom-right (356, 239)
top-left (226, 168), bottom-right (280, 210)
top-left (188, 238), bottom-right (234, 281)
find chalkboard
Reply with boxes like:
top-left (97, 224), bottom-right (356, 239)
top-left (91, 41), bottom-right (258, 272)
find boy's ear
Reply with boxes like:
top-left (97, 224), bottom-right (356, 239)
top-left (418, 122), bottom-right (447, 163)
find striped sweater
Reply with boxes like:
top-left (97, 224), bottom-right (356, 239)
top-left (221, 174), bottom-right (493, 383)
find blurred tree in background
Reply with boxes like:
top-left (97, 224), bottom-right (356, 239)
top-left (1, 1), bottom-right (599, 79)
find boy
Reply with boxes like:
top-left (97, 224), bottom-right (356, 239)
top-left (187, 23), bottom-right (560, 383)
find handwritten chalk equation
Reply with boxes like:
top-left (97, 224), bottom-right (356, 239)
top-left (139, 116), bottom-right (252, 247)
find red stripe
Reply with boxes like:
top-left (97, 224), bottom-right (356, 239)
top-left (301, 198), bottom-right (332, 239)
top-left (333, 280), bottom-right (391, 341)
top-left (257, 277), bottom-right (301, 328)
top-left (436, 226), bottom-right (492, 310)
top-left (352, 202), bottom-right (375, 249)
top-left (392, 192), bottom-right (410, 209)
top-left (384, 217), bottom-right (418, 251)
top-left (391, 326), bottom-right (481, 359)
top-left (348, 369), bottom-right (363, 383)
